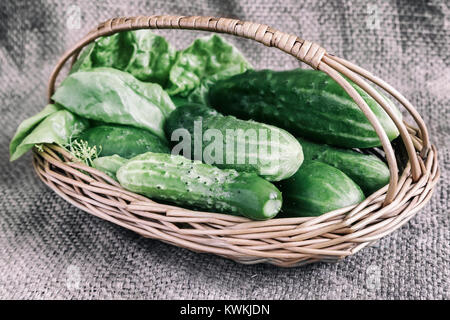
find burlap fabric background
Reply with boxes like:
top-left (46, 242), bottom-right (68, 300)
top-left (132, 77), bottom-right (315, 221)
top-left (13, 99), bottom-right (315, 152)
top-left (0, 0), bottom-right (448, 299)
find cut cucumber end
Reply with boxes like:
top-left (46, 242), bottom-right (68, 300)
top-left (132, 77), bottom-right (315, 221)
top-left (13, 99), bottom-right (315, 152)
top-left (263, 199), bottom-right (282, 219)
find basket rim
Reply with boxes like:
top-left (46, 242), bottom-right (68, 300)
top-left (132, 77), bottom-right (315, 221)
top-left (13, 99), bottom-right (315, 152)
top-left (34, 15), bottom-right (440, 267)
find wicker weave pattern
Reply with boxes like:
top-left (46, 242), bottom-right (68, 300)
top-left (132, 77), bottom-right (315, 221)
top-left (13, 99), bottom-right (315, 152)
top-left (34, 15), bottom-right (440, 267)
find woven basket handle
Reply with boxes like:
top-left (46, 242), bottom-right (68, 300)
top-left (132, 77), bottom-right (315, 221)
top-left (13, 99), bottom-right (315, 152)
top-left (47, 15), bottom-right (430, 206)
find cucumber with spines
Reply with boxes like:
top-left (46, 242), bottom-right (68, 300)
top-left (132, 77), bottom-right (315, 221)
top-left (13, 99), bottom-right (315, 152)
top-left (164, 103), bottom-right (303, 181)
top-left (298, 137), bottom-right (390, 195)
top-left (116, 152), bottom-right (282, 220)
top-left (209, 69), bottom-right (402, 148)
top-left (78, 124), bottom-right (170, 159)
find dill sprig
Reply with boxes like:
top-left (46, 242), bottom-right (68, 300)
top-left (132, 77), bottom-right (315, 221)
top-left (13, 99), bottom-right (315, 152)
top-left (65, 138), bottom-right (101, 167)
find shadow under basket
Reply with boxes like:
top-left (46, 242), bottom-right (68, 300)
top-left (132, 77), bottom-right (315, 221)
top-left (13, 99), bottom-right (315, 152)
top-left (33, 15), bottom-right (440, 267)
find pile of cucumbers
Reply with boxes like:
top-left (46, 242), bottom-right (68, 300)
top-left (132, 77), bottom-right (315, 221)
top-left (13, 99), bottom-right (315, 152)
top-left (10, 31), bottom-right (400, 221)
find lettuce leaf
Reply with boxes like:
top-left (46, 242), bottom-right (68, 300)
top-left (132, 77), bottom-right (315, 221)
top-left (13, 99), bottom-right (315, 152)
top-left (10, 109), bottom-right (89, 161)
top-left (10, 104), bottom-right (62, 161)
top-left (52, 67), bottom-right (175, 139)
top-left (166, 35), bottom-right (252, 104)
top-left (71, 30), bottom-right (176, 87)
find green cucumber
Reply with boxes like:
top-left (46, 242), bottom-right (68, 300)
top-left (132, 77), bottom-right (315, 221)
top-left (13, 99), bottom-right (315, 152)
top-left (298, 137), bottom-right (390, 195)
top-left (209, 69), bottom-right (401, 148)
top-left (164, 103), bottom-right (303, 181)
top-left (92, 155), bottom-right (128, 180)
top-left (78, 124), bottom-right (170, 159)
top-left (278, 160), bottom-right (365, 217)
top-left (116, 152), bottom-right (282, 220)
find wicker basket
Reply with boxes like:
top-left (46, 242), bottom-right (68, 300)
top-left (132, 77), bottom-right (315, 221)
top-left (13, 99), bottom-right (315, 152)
top-left (33, 15), bottom-right (440, 267)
